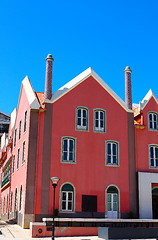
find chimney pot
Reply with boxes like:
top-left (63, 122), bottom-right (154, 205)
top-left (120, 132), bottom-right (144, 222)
top-left (124, 66), bottom-right (132, 109)
top-left (44, 54), bottom-right (54, 100)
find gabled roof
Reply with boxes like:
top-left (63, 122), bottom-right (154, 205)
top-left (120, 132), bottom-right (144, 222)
top-left (45, 67), bottom-right (133, 113)
top-left (139, 89), bottom-right (158, 110)
top-left (17, 76), bottom-right (40, 110)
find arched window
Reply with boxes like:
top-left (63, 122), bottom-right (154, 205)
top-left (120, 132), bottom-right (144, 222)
top-left (62, 137), bottom-right (76, 163)
top-left (10, 192), bottom-right (13, 212)
top-left (106, 141), bottom-right (119, 165)
top-left (19, 186), bottom-right (22, 211)
top-left (94, 109), bottom-right (105, 132)
top-left (148, 112), bottom-right (158, 130)
top-left (61, 184), bottom-right (74, 211)
top-left (149, 145), bottom-right (158, 168)
top-left (14, 188), bottom-right (17, 212)
top-left (76, 107), bottom-right (88, 131)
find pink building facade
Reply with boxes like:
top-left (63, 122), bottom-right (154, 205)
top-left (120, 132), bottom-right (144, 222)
top-left (0, 55), bottom-right (158, 236)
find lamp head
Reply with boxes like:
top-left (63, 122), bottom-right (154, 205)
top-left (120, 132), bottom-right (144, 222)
top-left (50, 177), bottom-right (60, 187)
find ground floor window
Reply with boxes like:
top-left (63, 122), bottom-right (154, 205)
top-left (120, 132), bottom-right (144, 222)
top-left (61, 184), bottom-right (74, 211)
top-left (82, 195), bottom-right (97, 212)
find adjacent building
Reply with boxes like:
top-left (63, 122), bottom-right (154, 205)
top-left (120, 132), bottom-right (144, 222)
top-left (0, 55), bottom-right (158, 234)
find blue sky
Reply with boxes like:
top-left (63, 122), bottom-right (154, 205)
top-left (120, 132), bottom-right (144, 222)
top-left (1, 0), bottom-right (158, 114)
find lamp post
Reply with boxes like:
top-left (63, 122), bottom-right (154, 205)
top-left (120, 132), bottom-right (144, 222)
top-left (50, 177), bottom-right (60, 240)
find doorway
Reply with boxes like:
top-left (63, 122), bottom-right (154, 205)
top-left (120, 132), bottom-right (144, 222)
top-left (106, 186), bottom-right (119, 218)
top-left (152, 187), bottom-right (158, 218)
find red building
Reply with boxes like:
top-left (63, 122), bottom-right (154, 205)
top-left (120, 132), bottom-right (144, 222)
top-left (0, 54), bottom-right (158, 236)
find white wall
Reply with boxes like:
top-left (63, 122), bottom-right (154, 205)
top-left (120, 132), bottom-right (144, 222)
top-left (138, 172), bottom-right (158, 219)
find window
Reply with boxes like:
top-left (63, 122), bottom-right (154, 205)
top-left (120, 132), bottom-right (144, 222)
top-left (24, 111), bottom-right (27, 132)
top-left (61, 184), bottom-right (74, 211)
top-left (3, 197), bottom-right (5, 214)
top-left (19, 186), bottom-right (22, 211)
top-left (12, 156), bottom-right (15, 174)
top-left (19, 121), bottom-right (22, 139)
top-left (94, 109), bottom-right (105, 132)
top-left (149, 145), bottom-right (158, 168)
top-left (6, 195), bottom-right (8, 213)
top-left (62, 137), bottom-right (76, 163)
top-left (14, 188), bottom-right (17, 212)
top-left (10, 192), bottom-right (13, 212)
top-left (22, 141), bottom-right (25, 164)
top-left (106, 141), bottom-right (119, 165)
top-left (149, 112), bottom-right (158, 130)
top-left (17, 149), bottom-right (20, 169)
top-left (76, 107), bottom-right (88, 131)
top-left (82, 195), bottom-right (97, 212)
top-left (14, 129), bottom-right (17, 147)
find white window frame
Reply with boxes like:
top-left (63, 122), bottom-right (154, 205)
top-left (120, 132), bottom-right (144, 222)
top-left (61, 191), bottom-right (74, 211)
top-left (60, 183), bottom-right (75, 212)
top-left (149, 144), bottom-right (158, 168)
top-left (94, 109), bottom-right (105, 133)
top-left (61, 137), bottom-right (76, 163)
top-left (148, 112), bottom-right (158, 131)
top-left (76, 107), bottom-right (88, 131)
top-left (106, 141), bottom-right (119, 166)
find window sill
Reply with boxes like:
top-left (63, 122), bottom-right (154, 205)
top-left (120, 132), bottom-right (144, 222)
top-left (61, 161), bottom-right (76, 164)
top-left (106, 164), bottom-right (119, 167)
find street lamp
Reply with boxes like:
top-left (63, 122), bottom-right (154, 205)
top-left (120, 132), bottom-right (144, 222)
top-left (50, 177), bottom-right (60, 240)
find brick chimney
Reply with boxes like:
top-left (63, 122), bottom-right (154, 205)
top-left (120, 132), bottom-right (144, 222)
top-left (44, 54), bottom-right (54, 100)
top-left (124, 66), bottom-right (132, 109)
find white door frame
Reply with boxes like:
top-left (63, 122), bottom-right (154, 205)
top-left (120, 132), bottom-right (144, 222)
top-left (105, 185), bottom-right (120, 219)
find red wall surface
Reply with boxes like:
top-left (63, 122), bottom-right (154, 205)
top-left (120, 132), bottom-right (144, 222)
top-left (136, 97), bottom-right (158, 172)
top-left (45, 76), bottom-right (131, 216)
top-left (1, 84), bottom-right (31, 216)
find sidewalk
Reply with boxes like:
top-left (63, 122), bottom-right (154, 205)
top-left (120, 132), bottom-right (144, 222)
top-left (0, 221), bottom-right (101, 239)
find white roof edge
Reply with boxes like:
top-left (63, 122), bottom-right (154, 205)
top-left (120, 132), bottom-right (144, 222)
top-left (0, 111), bottom-right (10, 117)
top-left (45, 67), bottom-right (133, 113)
top-left (22, 76), bottom-right (40, 109)
top-left (10, 108), bottom-right (17, 130)
top-left (90, 69), bottom-right (133, 112)
top-left (140, 89), bottom-right (158, 110)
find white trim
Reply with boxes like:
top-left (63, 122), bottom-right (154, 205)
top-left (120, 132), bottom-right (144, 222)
top-left (76, 106), bottom-right (89, 131)
top-left (148, 144), bottom-right (158, 169)
top-left (140, 89), bottom-right (158, 110)
top-left (60, 182), bottom-right (76, 213)
top-left (105, 185), bottom-right (120, 218)
top-left (17, 76), bottom-right (40, 110)
top-left (61, 137), bottom-right (76, 164)
top-left (105, 140), bottom-right (120, 166)
top-left (148, 111), bottom-right (158, 131)
top-left (45, 68), bottom-right (133, 113)
top-left (93, 108), bottom-right (106, 133)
